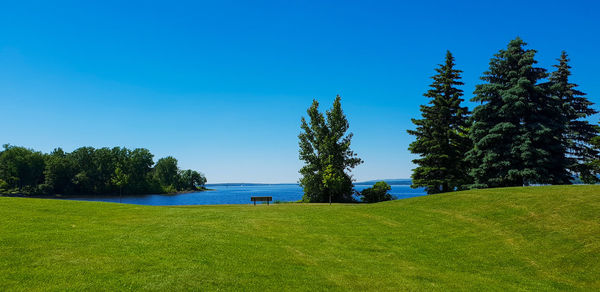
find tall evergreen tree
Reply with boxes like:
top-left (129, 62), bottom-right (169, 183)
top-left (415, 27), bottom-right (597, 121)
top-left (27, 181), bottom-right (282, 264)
top-left (298, 95), bottom-right (363, 202)
top-left (548, 51), bottom-right (600, 183)
top-left (588, 127), bottom-right (600, 180)
top-left (408, 51), bottom-right (471, 194)
top-left (468, 38), bottom-right (570, 188)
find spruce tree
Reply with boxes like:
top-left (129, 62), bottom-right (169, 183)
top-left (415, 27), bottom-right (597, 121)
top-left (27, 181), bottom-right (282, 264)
top-left (408, 51), bottom-right (471, 194)
top-left (298, 95), bottom-right (362, 202)
top-left (548, 51), bottom-right (600, 183)
top-left (588, 128), bottom-right (600, 181)
top-left (468, 38), bottom-right (570, 188)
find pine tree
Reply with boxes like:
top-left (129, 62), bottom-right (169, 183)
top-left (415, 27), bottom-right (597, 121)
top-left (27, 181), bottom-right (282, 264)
top-left (468, 38), bottom-right (570, 188)
top-left (588, 128), bottom-right (600, 181)
top-left (548, 51), bottom-right (600, 183)
top-left (408, 51), bottom-right (471, 194)
top-left (298, 95), bottom-right (363, 202)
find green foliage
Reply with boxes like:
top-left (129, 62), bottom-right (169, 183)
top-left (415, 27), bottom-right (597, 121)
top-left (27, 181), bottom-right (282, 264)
top-left (467, 38), bottom-right (571, 188)
top-left (408, 51), bottom-right (472, 194)
top-left (0, 144), bottom-right (45, 189)
top-left (298, 95), bottom-right (363, 203)
top-left (547, 51), bottom-right (600, 183)
top-left (161, 184), bottom-right (178, 194)
top-left (111, 167), bottom-right (130, 195)
top-left (583, 129), bottom-right (600, 183)
top-left (43, 148), bottom-right (74, 194)
top-left (0, 178), bottom-right (8, 191)
top-left (127, 148), bottom-right (155, 193)
top-left (178, 169), bottom-right (207, 191)
top-left (322, 162), bottom-right (345, 204)
top-left (1, 185), bottom-right (599, 290)
top-left (0, 145), bottom-right (206, 196)
top-left (407, 39), bottom-right (598, 190)
top-left (359, 181), bottom-right (393, 203)
top-left (154, 156), bottom-right (179, 189)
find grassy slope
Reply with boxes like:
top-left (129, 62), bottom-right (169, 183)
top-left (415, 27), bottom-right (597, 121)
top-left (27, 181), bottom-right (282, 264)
top-left (1, 185), bottom-right (599, 291)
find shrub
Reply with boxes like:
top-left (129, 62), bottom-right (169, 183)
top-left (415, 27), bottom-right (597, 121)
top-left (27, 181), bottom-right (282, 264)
top-left (360, 181), bottom-right (393, 203)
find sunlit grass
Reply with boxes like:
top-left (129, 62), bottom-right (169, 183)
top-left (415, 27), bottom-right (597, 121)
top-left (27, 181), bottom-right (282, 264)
top-left (1, 185), bottom-right (599, 290)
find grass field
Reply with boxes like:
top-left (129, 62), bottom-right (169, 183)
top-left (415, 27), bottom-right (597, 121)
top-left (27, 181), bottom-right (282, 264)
top-left (1, 185), bottom-right (599, 291)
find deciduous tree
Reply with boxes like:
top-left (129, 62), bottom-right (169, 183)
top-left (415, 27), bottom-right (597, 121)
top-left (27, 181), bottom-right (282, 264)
top-left (298, 96), bottom-right (362, 202)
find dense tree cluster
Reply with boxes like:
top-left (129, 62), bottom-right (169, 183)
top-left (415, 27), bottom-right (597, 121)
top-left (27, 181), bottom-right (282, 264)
top-left (0, 145), bottom-right (206, 196)
top-left (298, 95), bottom-right (363, 203)
top-left (409, 38), bottom-right (599, 194)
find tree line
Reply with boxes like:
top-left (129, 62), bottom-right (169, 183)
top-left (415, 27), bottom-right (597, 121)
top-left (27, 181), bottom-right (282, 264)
top-left (409, 38), bottom-right (599, 194)
top-left (297, 37), bottom-right (599, 202)
top-left (0, 145), bottom-right (206, 196)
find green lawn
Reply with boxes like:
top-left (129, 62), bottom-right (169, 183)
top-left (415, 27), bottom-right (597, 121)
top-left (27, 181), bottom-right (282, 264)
top-left (1, 185), bottom-right (599, 291)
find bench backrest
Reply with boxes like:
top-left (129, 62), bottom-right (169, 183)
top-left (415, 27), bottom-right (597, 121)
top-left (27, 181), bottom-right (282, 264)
top-left (251, 196), bottom-right (272, 202)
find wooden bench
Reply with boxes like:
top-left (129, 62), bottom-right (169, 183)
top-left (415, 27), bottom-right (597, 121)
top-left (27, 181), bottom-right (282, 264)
top-left (251, 196), bottom-right (272, 205)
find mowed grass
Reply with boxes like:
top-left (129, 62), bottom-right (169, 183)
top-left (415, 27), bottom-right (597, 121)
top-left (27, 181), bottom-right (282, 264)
top-left (1, 186), bottom-right (599, 291)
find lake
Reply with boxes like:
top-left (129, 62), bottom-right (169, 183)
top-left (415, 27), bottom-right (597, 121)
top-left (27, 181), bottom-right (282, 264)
top-left (63, 184), bottom-right (426, 206)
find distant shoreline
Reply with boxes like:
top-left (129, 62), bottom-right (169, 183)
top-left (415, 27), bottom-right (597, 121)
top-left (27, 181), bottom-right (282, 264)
top-left (206, 179), bottom-right (412, 187)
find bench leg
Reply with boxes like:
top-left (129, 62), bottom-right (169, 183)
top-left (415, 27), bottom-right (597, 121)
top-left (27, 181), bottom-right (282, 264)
top-left (253, 201), bottom-right (256, 206)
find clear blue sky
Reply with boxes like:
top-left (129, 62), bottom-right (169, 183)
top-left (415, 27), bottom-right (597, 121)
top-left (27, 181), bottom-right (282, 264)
top-left (1, 1), bottom-right (599, 183)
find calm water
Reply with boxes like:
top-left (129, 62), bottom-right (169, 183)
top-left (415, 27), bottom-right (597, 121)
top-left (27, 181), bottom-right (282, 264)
top-left (63, 184), bottom-right (426, 206)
